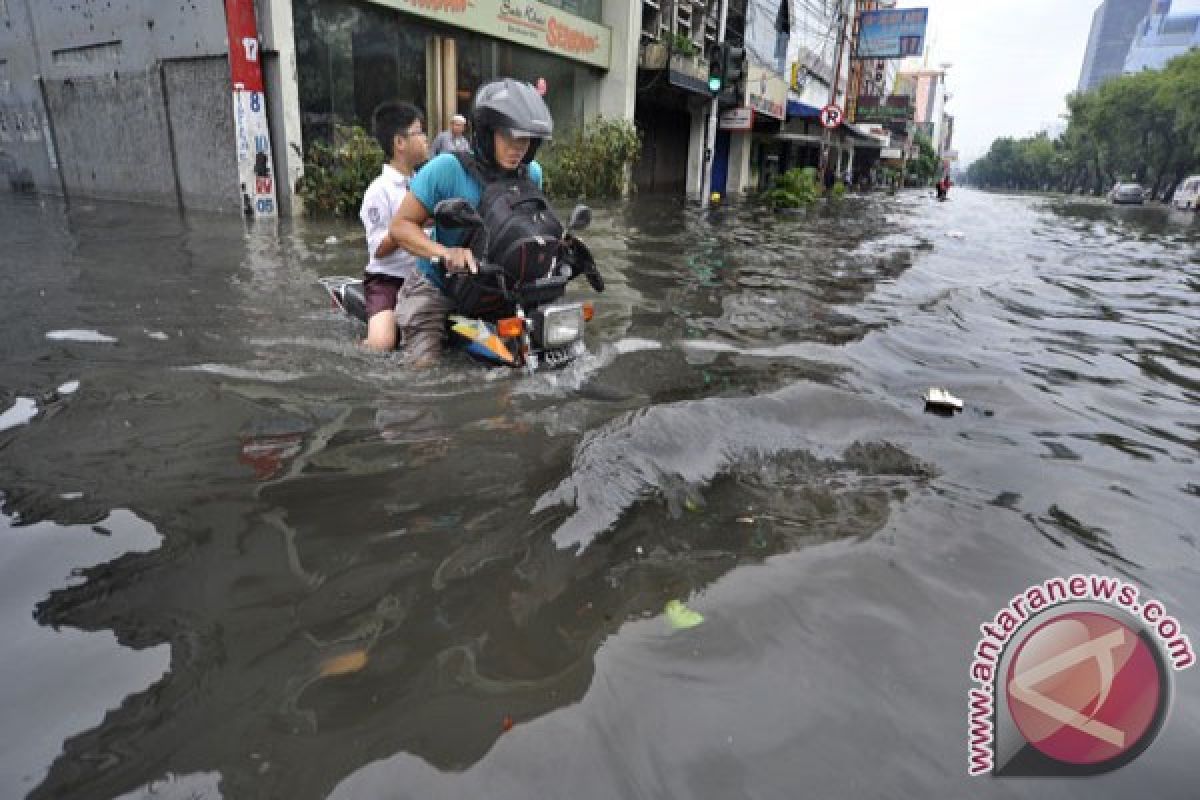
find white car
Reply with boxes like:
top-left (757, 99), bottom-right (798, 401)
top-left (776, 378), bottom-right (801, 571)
top-left (1173, 175), bottom-right (1200, 211)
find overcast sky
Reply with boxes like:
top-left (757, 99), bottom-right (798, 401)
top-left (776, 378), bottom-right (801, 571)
top-left (901, 0), bottom-right (1200, 165)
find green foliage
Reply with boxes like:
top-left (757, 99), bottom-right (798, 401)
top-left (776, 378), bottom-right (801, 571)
top-left (968, 49), bottom-right (1200, 198)
top-left (830, 180), bottom-right (848, 201)
top-left (763, 166), bottom-right (822, 209)
top-left (669, 32), bottom-right (698, 58)
top-left (294, 125), bottom-right (384, 217)
top-left (541, 116), bottom-right (642, 200)
top-left (906, 131), bottom-right (940, 185)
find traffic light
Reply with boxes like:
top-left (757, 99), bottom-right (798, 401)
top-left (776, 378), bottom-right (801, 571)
top-left (722, 44), bottom-right (746, 102)
top-left (707, 44), bottom-right (724, 93)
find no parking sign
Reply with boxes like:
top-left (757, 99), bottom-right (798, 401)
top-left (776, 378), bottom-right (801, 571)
top-left (820, 103), bottom-right (844, 129)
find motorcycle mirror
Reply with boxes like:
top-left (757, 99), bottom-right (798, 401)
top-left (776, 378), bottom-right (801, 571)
top-left (432, 198), bottom-right (483, 230)
top-left (567, 204), bottom-right (592, 232)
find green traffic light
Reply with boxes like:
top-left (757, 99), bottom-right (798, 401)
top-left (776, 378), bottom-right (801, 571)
top-left (708, 76), bottom-right (722, 92)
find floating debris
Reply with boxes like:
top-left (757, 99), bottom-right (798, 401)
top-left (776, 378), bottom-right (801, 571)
top-left (0, 397), bottom-right (38, 432)
top-left (923, 387), bottom-right (964, 412)
top-left (318, 649), bottom-right (368, 677)
top-left (665, 599), bottom-right (705, 630)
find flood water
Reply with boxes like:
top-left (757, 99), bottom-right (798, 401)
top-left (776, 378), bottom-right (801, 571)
top-left (1, 188), bottom-right (1198, 799)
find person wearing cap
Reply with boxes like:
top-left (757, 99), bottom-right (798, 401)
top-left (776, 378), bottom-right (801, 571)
top-left (430, 114), bottom-right (470, 157)
top-left (387, 78), bottom-right (553, 366)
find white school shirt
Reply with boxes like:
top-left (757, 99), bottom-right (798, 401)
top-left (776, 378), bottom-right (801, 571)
top-left (360, 164), bottom-right (419, 280)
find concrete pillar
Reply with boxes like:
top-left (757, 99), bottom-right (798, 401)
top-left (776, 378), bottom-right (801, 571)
top-left (685, 100), bottom-right (708, 196)
top-left (581, 1), bottom-right (638, 122)
top-left (258, 0), bottom-right (305, 215)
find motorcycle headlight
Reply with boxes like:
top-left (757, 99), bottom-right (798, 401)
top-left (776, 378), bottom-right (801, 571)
top-left (540, 305), bottom-right (585, 348)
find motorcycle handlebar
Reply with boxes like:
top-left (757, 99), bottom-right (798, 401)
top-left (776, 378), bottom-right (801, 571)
top-left (430, 255), bottom-right (502, 276)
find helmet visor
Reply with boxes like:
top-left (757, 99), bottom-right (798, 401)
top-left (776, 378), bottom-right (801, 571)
top-left (504, 127), bottom-right (551, 141)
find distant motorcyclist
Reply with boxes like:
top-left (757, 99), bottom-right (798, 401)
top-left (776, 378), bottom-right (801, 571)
top-left (387, 79), bottom-right (553, 366)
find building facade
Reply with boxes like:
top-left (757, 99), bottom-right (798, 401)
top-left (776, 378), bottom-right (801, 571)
top-left (1123, 0), bottom-right (1200, 73)
top-left (0, 0), bottom-right (242, 210)
top-left (0, 0), bottom-right (639, 214)
top-left (1077, 0), bottom-right (1153, 92)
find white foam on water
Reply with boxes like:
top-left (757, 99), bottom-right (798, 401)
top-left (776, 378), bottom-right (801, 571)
top-left (57, 380), bottom-right (80, 395)
top-left (45, 330), bottom-right (118, 343)
top-left (613, 338), bottom-right (663, 354)
top-left (145, 331), bottom-right (169, 341)
top-left (59, 492), bottom-right (84, 500)
top-left (178, 363), bottom-right (307, 383)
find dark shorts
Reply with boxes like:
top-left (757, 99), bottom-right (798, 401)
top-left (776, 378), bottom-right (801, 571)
top-left (363, 272), bottom-right (406, 319)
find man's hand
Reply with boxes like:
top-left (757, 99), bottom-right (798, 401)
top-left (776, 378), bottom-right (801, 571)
top-left (441, 246), bottom-right (477, 274)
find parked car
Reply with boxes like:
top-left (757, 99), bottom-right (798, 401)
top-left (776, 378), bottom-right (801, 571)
top-left (1173, 175), bottom-right (1200, 211)
top-left (1108, 182), bottom-right (1146, 205)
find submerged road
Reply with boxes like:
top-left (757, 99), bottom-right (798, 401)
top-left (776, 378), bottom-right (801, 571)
top-left (0, 189), bottom-right (1198, 798)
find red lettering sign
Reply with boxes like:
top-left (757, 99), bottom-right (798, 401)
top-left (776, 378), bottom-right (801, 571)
top-left (547, 17), bottom-right (598, 55)
top-left (409, 0), bottom-right (468, 11)
top-left (224, 0), bottom-right (264, 92)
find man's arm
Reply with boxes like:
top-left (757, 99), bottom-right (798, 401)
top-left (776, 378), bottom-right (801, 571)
top-left (388, 193), bottom-right (475, 272)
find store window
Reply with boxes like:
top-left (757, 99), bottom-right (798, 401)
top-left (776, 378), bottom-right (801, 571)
top-left (294, 0), bottom-right (589, 147)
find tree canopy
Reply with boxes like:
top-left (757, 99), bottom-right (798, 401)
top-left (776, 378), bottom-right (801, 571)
top-left (967, 49), bottom-right (1200, 199)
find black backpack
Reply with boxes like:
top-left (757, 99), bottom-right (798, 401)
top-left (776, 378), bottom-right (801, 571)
top-left (455, 153), bottom-right (564, 286)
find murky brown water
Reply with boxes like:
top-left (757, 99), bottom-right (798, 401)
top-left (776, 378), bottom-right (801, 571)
top-left (1, 189), bottom-right (1198, 799)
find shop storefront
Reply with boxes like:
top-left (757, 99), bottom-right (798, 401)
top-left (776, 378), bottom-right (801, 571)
top-left (292, 0), bottom-right (611, 146)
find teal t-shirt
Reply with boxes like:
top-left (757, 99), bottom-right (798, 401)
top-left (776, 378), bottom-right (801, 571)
top-left (410, 153), bottom-right (544, 290)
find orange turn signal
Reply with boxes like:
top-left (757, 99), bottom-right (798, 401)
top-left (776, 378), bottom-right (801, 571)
top-left (497, 317), bottom-right (524, 338)
top-left (582, 302), bottom-right (594, 322)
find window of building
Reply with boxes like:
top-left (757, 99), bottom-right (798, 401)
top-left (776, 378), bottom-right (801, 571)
top-left (293, 0), bottom-right (588, 148)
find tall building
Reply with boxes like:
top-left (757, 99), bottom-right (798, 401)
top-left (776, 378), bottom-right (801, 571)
top-left (1077, 0), bottom-right (1153, 92)
top-left (894, 68), bottom-right (948, 150)
top-left (1124, 0), bottom-right (1200, 73)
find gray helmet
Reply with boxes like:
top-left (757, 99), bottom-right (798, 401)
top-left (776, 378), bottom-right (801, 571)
top-left (470, 79), bottom-right (554, 168)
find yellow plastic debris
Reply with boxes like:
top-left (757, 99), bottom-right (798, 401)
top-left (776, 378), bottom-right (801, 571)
top-left (665, 599), bottom-right (705, 630)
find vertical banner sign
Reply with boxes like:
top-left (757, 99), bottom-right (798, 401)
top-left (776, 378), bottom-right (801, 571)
top-left (224, 0), bottom-right (277, 217)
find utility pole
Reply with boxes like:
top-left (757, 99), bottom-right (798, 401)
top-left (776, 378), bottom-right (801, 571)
top-left (700, 0), bottom-right (728, 209)
top-left (819, 0), bottom-right (852, 187)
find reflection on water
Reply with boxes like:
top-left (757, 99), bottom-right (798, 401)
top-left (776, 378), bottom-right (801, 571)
top-left (1, 190), bottom-right (1198, 798)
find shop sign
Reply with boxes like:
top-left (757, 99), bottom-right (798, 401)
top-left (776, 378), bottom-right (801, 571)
top-left (719, 107), bottom-right (754, 131)
top-left (377, 0), bottom-right (611, 70)
top-left (854, 95), bottom-right (913, 124)
top-left (745, 65), bottom-right (787, 120)
top-left (881, 147), bottom-right (903, 160)
top-left (224, 0), bottom-right (276, 217)
top-left (854, 8), bottom-right (928, 60)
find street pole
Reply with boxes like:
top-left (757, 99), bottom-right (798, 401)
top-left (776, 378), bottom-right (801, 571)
top-left (819, 0), bottom-right (852, 187)
top-left (700, 0), bottom-right (728, 209)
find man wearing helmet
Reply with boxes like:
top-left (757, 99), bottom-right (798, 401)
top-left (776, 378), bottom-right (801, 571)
top-left (387, 79), bottom-right (553, 366)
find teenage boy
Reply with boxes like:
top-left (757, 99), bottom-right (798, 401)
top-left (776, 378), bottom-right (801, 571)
top-left (359, 101), bottom-right (429, 351)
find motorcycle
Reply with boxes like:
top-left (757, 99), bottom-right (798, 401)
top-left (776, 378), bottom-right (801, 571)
top-left (321, 200), bottom-right (604, 372)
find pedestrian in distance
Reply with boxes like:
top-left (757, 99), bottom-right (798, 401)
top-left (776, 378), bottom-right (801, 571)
top-left (387, 79), bottom-right (553, 367)
top-left (359, 101), bottom-right (429, 351)
top-left (430, 113), bottom-right (470, 157)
